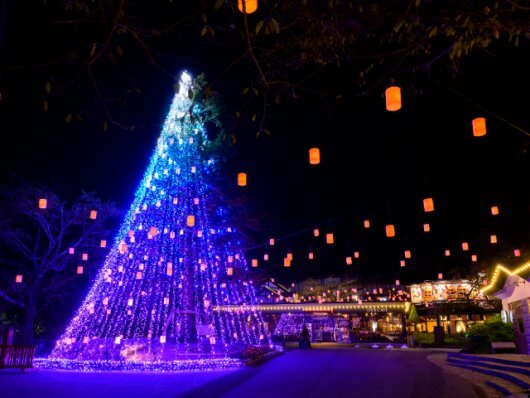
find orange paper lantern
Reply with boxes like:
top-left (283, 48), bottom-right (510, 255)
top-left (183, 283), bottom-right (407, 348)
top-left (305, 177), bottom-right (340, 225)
top-left (313, 228), bottom-right (320, 237)
top-left (354, 251), bottom-right (360, 259)
top-left (462, 242), bottom-right (469, 251)
top-left (186, 215), bottom-right (195, 227)
top-left (227, 267), bottom-right (233, 275)
top-left (100, 240), bottom-right (107, 248)
top-left (514, 249), bottom-right (521, 257)
top-left (490, 235), bottom-right (498, 244)
top-left (423, 223), bottom-right (430, 233)
top-left (385, 225), bottom-right (395, 237)
top-left (90, 210), bottom-right (97, 220)
top-left (269, 238), bottom-right (275, 246)
top-left (385, 86), bottom-right (402, 111)
top-left (263, 254), bottom-right (269, 261)
top-left (400, 260), bottom-right (405, 267)
top-left (438, 273), bottom-right (443, 280)
top-left (237, 172), bottom-right (247, 187)
top-left (445, 249), bottom-right (451, 257)
top-left (404, 250), bottom-right (411, 259)
top-left (251, 259), bottom-right (258, 267)
top-left (363, 220), bottom-right (371, 229)
top-left (472, 117), bottom-right (487, 137)
top-left (15, 274), bottom-right (23, 283)
top-left (38, 198), bottom-right (47, 209)
top-left (471, 254), bottom-right (477, 262)
top-left (346, 257), bottom-right (353, 265)
top-left (326, 233), bottom-right (334, 244)
top-left (77, 266), bottom-right (84, 275)
top-left (237, 0), bottom-right (258, 14)
top-left (284, 258), bottom-right (291, 267)
top-left (491, 206), bottom-right (499, 216)
top-left (309, 147), bottom-right (320, 165)
top-left (308, 252), bottom-right (314, 260)
top-left (423, 198), bottom-right (434, 212)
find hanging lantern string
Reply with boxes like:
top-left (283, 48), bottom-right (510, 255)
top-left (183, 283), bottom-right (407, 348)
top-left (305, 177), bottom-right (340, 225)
top-left (431, 77), bottom-right (530, 137)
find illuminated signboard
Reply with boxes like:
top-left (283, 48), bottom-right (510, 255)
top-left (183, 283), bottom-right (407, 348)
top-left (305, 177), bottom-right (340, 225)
top-left (409, 280), bottom-right (482, 304)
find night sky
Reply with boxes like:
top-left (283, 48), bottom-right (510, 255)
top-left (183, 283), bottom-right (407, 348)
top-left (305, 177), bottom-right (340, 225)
top-left (1, 3), bottom-right (529, 287)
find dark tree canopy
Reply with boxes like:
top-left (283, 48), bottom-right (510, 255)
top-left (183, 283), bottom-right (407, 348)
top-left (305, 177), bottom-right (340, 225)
top-left (1, 0), bottom-right (528, 136)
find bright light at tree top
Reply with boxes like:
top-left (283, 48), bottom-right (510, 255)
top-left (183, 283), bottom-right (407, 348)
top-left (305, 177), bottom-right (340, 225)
top-left (46, 71), bottom-right (270, 370)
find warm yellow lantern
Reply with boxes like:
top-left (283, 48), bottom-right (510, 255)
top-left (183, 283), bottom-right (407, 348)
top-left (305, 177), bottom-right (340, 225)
top-left (77, 266), bottom-right (84, 275)
top-left (423, 198), bottom-right (434, 213)
top-left (354, 251), bottom-right (360, 259)
top-left (400, 260), bottom-right (405, 267)
top-left (263, 253), bottom-right (269, 261)
top-left (346, 257), bottom-right (353, 265)
top-left (313, 228), bottom-right (320, 237)
top-left (15, 274), bottom-right (23, 283)
top-left (90, 210), bottom-right (98, 220)
top-left (385, 86), bottom-right (402, 111)
top-left (471, 254), bottom-right (477, 262)
top-left (148, 226), bottom-right (158, 238)
top-left (385, 225), bottom-right (395, 237)
top-left (237, 0), bottom-right (258, 14)
top-left (491, 206), bottom-right (499, 216)
top-left (438, 273), bottom-right (443, 280)
top-left (326, 233), bottom-right (334, 244)
top-left (100, 240), bottom-right (107, 248)
top-left (490, 235), bottom-right (498, 244)
top-left (39, 198), bottom-right (47, 209)
top-left (284, 258), bottom-right (291, 267)
top-left (227, 267), bottom-right (233, 275)
top-left (462, 242), bottom-right (469, 251)
top-left (444, 249), bottom-right (451, 257)
top-left (404, 250), bottom-right (411, 259)
top-left (187, 215), bottom-right (195, 227)
top-left (287, 253), bottom-right (293, 260)
top-left (252, 258), bottom-right (258, 267)
top-left (309, 147), bottom-right (320, 165)
top-left (237, 172), bottom-right (247, 186)
top-left (308, 252), bottom-right (314, 260)
top-left (423, 223), bottom-right (430, 233)
top-left (269, 238), bottom-right (275, 246)
top-left (82, 253), bottom-right (88, 261)
top-left (472, 117), bottom-right (487, 137)
top-left (363, 220), bottom-right (371, 229)
top-left (514, 249), bottom-right (521, 257)
top-left (167, 263), bottom-right (173, 276)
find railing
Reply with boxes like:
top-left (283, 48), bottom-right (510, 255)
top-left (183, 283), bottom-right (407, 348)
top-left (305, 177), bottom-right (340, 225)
top-left (0, 345), bottom-right (36, 371)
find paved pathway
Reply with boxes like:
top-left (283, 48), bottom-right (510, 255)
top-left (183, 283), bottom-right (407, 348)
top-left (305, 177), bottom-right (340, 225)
top-left (0, 344), bottom-right (482, 398)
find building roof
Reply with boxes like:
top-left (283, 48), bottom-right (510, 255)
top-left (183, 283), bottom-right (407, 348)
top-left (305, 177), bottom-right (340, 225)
top-left (481, 260), bottom-right (530, 295)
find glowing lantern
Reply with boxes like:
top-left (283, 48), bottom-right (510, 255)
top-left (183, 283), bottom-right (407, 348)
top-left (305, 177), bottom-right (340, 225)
top-left (164, 297), bottom-right (169, 305)
top-left (471, 254), bottom-right (477, 262)
top-left (136, 272), bottom-right (142, 279)
top-left (491, 206), bottom-right (499, 216)
top-left (90, 210), bottom-right (97, 220)
top-left (438, 273), bottom-right (443, 280)
top-left (354, 251), bottom-right (360, 259)
top-left (363, 220), bottom-right (371, 229)
top-left (228, 255), bottom-right (234, 263)
top-left (308, 252), bottom-right (314, 260)
top-left (227, 267), bottom-right (234, 275)
top-left (423, 223), bottom-right (430, 233)
top-left (423, 198), bottom-right (434, 213)
top-left (263, 254), bottom-right (269, 261)
top-left (237, 172), bottom-right (247, 187)
top-left (77, 266), bottom-right (84, 275)
top-left (346, 257), bottom-right (352, 265)
top-left (400, 260), bottom-right (405, 267)
top-left (115, 337), bottom-right (121, 345)
top-left (127, 298), bottom-right (134, 306)
top-left (287, 253), bottom-right (293, 260)
top-left (269, 238), bottom-right (275, 246)
top-left (514, 249), bottom-right (521, 257)
top-left (252, 258), bottom-right (258, 267)
top-left (445, 249), bottom-right (451, 257)
top-left (209, 336), bottom-right (216, 345)
top-left (38, 198), bottom-right (47, 209)
top-left (166, 263), bottom-right (173, 276)
top-left (186, 215), bottom-right (195, 227)
top-left (385, 86), bottom-right (402, 111)
top-left (472, 117), bottom-right (487, 137)
top-left (100, 240), bottom-right (107, 248)
top-left (404, 250), bottom-right (411, 259)
top-left (326, 233), bottom-right (334, 244)
top-left (237, 0), bottom-right (258, 14)
top-left (148, 226), bottom-right (158, 238)
top-left (15, 274), bottom-right (23, 283)
top-left (173, 197), bottom-right (178, 205)
top-left (313, 228), bottom-right (320, 237)
top-left (160, 336), bottom-right (166, 344)
top-left (385, 224), bottom-right (395, 237)
top-left (490, 235), bottom-right (498, 244)
top-left (69, 247), bottom-right (75, 255)
top-left (395, 280), bottom-right (400, 286)
top-left (309, 148), bottom-right (320, 165)
top-left (82, 253), bottom-right (88, 261)
top-left (193, 198), bottom-right (199, 205)
top-left (462, 242), bottom-right (469, 251)
top-left (284, 258), bottom-right (291, 267)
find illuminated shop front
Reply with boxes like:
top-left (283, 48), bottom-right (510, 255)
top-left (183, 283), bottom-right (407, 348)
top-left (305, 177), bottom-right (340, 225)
top-left (409, 279), bottom-right (498, 334)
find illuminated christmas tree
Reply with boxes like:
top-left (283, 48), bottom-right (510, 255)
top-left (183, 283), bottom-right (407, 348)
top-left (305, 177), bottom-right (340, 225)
top-left (48, 72), bottom-right (270, 371)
